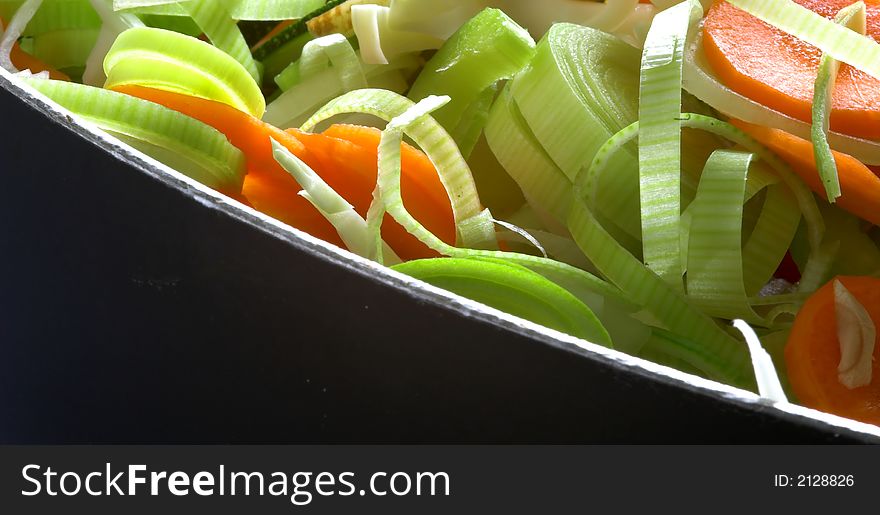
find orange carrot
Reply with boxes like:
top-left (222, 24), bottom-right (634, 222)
top-left (292, 124), bottom-right (456, 259)
top-left (703, 0), bottom-right (880, 140)
top-left (786, 276), bottom-right (880, 425)
top-left (731, 119), bottom-right (880, 226)
top-left (111, 85), bottom-right (455, 260)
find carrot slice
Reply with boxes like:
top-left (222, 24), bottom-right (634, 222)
top-left (731, 119), bottom-right (880, 226)
top-left (703, 0), bottom-right (880, 140)
top-left (111, 85), bottom-right (454, 259)
top-left (786, 276), bottom-right (880, 425)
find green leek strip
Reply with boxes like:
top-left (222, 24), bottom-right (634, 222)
top-left (20, 0), bottom-right (101, 36)
top-left (566, 195), bottom-right (752, 386)
top-left (84, 0), bottom-right (144, 86)
top-left (726, 0), bottom-right (880, 81)
top-left (229, 0), bottom-right (324, 21)
top-left (112, 0), bottom-right (183, 10)
top-left (392, 257), bottom-right (612, 347)
top-left (0, 0), bottom-right (42, 72)
top-left (274, 33), bottom-right (365, 92)
top-left (448, 84), bottom-right (496, 159)
top-left (300, 88), bottom-right (497, 250)
top-left (373, 96), bottom-right (629, 345)
top-left (811, 2), bottom-right (867, 203)
top-left (22, 77), bottom-right (245, 191)
top-left (32, 28), bottom-right (99, 69)
top-left (104, 27), bottom-right (265, 118)
top-left (636, 0), bottom-right (701, 288)
top-left (682, 29), bottom-right (880, 166)
top-left (484, 84), bottom-right (573, 225)
top-left (406, 7), bottom-right (536, 150)
top-left (271, 138), bottom-right (400, 264)
top-left (252, 0), bottom-right (348, 61)
top-left (510, 23), bottom-right (642, 239)
top-left (686, 150), bottom-right (764, 323)
top-left (114, 2), bottom-right (187, 16)
top-left (183, 0), bottom-right (262, 83)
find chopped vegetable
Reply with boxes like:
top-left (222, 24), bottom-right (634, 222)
top-left (786, 276), bottom-right (880, 425)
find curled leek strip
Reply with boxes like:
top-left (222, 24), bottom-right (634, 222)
top-left (636, 0), bottom-right (702, 289)
top-left (0, 0), bottom-right (43, 73)
top-left (22, 77), bottom-right (245, 192)
top-left (392, 257), bottom-right (612, 347)
top-left (301, 88), bottom-right (496, 250)
top-left (104, 26), bottom-right (265, 118)
top-left (271, 139), bottom-right (400, 264)
top-left (333, 96), bottom-right (631, 330)
top-left (811, 1), bottom-right (867, 203)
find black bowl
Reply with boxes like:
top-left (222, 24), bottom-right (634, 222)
top-left (1, 71), bottom-right (877, 443)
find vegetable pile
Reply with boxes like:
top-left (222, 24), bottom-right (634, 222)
top-left (3, 0), bottom-right (880, 427)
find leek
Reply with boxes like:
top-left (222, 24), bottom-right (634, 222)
top-left (811, 1), bottom-right (866, 203)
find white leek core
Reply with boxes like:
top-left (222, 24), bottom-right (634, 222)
top-left (834, 280), bottom-right (876, 389)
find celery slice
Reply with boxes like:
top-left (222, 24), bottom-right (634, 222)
top-left (22, 77), bottom-right (245, 191)
top-left (104, 27), bottom-right (265, 118)
top-left (406, 8), bottom-right (535, 150)
top-left (636, 0), bottom-right (701, 289)
top-left (811, 1), bottom-right (866, 203)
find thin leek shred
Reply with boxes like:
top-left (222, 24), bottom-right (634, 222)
top-left (392, 257), bottom-right (612, 347)
top-left (406, 8), bottom-right (535, 152)
top-left (104, 26), bottom-right (266, 118)
top-left (636, 0), bottom-right (701, 289)
top-left (271, 138), bottom-right (400, 264)
top-left (301, 89), bottom-right (497, 250)
top-left (183, 0), bottom-right (262, 83)
top-left (811, 2), bottom-right (866, 202)
top-left (22, 77), bottom-right (245, 191)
